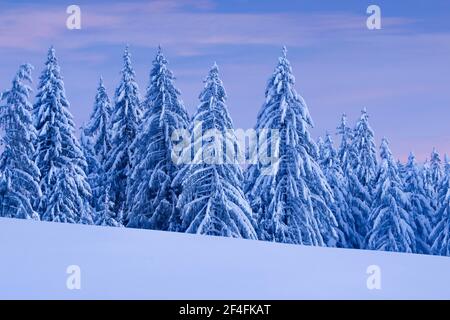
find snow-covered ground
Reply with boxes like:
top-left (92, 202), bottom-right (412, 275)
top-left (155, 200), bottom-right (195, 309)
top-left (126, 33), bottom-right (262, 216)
top-left (0, 217), bottom-right (449, 299)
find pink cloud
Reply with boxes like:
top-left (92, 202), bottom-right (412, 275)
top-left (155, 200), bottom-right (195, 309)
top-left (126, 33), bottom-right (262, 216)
top-left (0, 2), bottom-right (415, 53)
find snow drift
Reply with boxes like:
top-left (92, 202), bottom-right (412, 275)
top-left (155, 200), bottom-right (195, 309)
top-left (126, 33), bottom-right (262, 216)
top-left (0, 217), bottom-right (449, 299)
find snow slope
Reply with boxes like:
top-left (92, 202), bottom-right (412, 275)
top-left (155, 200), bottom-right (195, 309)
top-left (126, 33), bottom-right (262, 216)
top-left (0, 217), bottom-right (449, 299)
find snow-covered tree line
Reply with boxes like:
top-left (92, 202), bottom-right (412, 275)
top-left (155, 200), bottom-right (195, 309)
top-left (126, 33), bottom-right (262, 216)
top-left (0, 46), bottom-right (448, 256)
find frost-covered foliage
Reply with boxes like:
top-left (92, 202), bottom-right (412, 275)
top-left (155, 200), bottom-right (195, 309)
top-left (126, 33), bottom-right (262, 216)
top-left (422, 159), bottom-right (437, 211)
top-left (336, 113), bottom-right (353, 169)
top-left (429, 148), bottom-right (443, 191)
top-left (95, 183), bottom-right (121, 227)
top-left (44, 165), bottom-right (93, 224)
top-left (428, 149), bottom-right (443, 217)
top-left (245, 48), bottom-right (337, 246)
top-left (320, 133), bottom-right (360, 248)
top-left (0, 64), bottom-right (41, 220)
top-left (33, 47), bottom-right (92, 224)
top-left (127, 47), bottom-right (189, 231)
top-left (80, 126), bottom-right (99, 196)
top-left (351, 109), bottom-right (378, 189)
top-left (343, 109), bottom-right (377, 242)
top-left (367, 139), bottom-right (415, 253)
top-left (174, 64), bottom-right (257, 239)
top-left (423, 150), bottom-right (443, 216)
top-left (317, 136), bottom-right (325, 160)
top-left (404, 153), bottom-right (433, 254)
top-left (106, 47), bottom-right (141, 218)
top-left (0, 46), bottom-right (448, 255)
top-left (397, 159), bottom-right (406, 183)
top-left (335, 114), bottom-right (368, 247)
top-left (430, 155), bottom-right (450, 256)
top-left (83, 77), bottom-right (112, 166)
top-left (81, 78), bottom-right (119, 225)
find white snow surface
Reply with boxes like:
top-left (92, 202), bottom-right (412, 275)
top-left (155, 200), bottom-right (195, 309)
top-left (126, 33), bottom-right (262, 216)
top-left (0, 217), bottom-right (449, 299)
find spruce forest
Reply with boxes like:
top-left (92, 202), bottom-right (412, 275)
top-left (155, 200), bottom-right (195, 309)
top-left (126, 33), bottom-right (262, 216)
top-left (0, 46), bottom-right (449, 256)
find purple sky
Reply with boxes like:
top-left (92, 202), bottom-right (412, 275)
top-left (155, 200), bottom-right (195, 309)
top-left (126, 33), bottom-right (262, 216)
top-left (0, 0), bottom-right (449, 162)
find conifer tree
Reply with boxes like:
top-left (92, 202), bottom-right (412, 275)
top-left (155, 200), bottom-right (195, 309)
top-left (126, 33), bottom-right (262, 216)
top-left (320, 133), bottom-right (360, 248)
top-left (174, 64), bottom-right (257, 238)
top-left (397, 159), bottom-right (406, 183)
top-left (343, 109), bottom-right (377, 241)
top-left (106, 47), bottom-right (140, 218)
top-left (351, 108), bottom-right (378, 191)
top-left (336, 113), bottom-right (353, 169)
top-left (81, 77), bottom-right (114, 222)
top-left (430, 148), bottom-right (443, 191)
top-left (430, 155), bottom-right (450, 256)
top-left (245, 48), bottom-right (337, 245)
top-left (317, 136), bottom-right (325, 160)
top-left (0, 64), bottom-right (41, 220)
top-left (367, 138), bottom-right (415, 253)
top-left (79, 127), bottom-right (100, 213)
top-left (95, 183), bottom-right (120, 227)
top-left (34, 47), bottom-right (92, 224)
top-left (127, 47), bottom-right (189, 230)
top-left (335, 113), bottom-right (367, 247)
top-left (404, 153), bottom-right (433, 254)
top-left (84, 77), bottom-right (112, 166)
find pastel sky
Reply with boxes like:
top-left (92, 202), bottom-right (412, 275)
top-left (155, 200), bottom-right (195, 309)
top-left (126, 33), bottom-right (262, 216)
top-left (0, 0), bottom-right (449, 162)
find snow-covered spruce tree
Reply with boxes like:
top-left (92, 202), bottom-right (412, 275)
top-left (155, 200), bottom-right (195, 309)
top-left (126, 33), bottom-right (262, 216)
top-left (82, 122), bottom-right (120, 226)
top-left (106, 46), bottom-right (140, 219)
top-left (335, 113), bottom-right (367, 247)
top-left (430, 155), bottom-right (450, 256)
top-left (95, 183), bottom-right (121, 226)
top-left (245, 47), bottom-right (337, 245)
top-left (317, 136), bottom-right (325, 161)
top-left (0, 64), bottom-right (41, 220)
top-left (81, 77), bottom-right (116, 223)
top-left (422, 159), bottom-right (436, 209)
top-left (79, 126), bottom-right (100, 211)
top-left (429, 148), bottom-right (443, 193)
top-left (367, 138), bottom-right (415, 253)
top-left (34, 47), bottom-right (92, 224)
top-left (83, 77), bottom-right (112, 166)
top-left (343, 109), bottom-right (377, 241)
top-left (336, 113), bottom-right (354, 169)
top-left (423, 149), bottom-right (443, 217)
top-left (127, 47), bottom-right (190, 231)
top-left (404, 152), bottom-right (433, 254)
top-left (422, 158), bottom-right (431, 184)
top-left (320, 133), bottom-right (360, 248)
top-left (174, 63), bottom-right (257, 239)
top-left (44, 165), bottom-right (92, 224)
top-left (352, 108), bottom-right (378, 190)
top-left (397, 159), bottom-right (407, 183)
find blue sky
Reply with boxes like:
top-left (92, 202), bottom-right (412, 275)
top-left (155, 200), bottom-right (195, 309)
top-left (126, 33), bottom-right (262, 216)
top-left (0, 0), bottom-right (449, 161)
